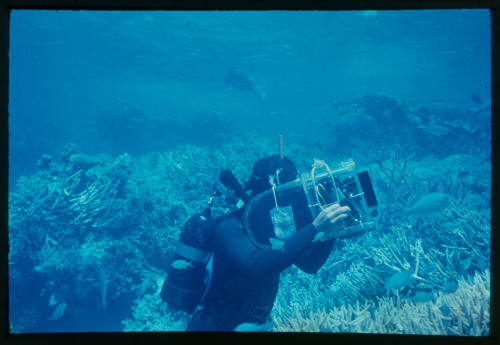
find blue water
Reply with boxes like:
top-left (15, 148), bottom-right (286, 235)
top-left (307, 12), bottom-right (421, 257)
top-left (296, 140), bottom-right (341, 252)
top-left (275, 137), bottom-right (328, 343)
top-left (8, 10), bottom-right (491, 334)
top-left (9, 10), bottom-right (490, 182)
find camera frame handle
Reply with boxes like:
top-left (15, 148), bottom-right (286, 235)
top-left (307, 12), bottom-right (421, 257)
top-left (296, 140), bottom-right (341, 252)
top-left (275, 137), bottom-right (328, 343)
top-left (311, 160), bottom-right (339, 210)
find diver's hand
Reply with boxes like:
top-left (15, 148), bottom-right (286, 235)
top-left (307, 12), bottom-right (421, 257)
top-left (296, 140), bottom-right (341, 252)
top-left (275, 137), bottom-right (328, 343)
top-left (312, 203), bottom-right (350, 240)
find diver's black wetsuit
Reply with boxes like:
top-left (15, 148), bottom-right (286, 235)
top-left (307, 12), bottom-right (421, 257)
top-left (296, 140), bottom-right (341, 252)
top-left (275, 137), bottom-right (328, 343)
top-left (186, 208), bottom-right (335, 331)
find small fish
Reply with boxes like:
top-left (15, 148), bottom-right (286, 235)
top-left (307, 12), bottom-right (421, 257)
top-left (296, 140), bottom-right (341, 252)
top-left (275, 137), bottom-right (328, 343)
top-left (233, 322), bottom-right (270, 332)
top-left (362, 10), bottom-right (378, 16)
top-left (471, 93), bottom-right (482, 105)
top-left (48, 302), bottom-right (67, 321)
top-left (469, 100), bottom-right (491, 113)
top-left (171, 259), bottom-right (193, 270)
top-left (313, 232), bottom-right (325, 243)
top-left (425, 124), bottom-right (450, 136)
top-left (414, 283), bottom-right (433, 292)
top-left (269, 237), bottom-right (285, 251)
top-left (442, 278), bottom-right (458, 294)
top-left (385, 268), bottom-right (413, 293)
top-left (411, 291), bottom-right (434, 303)
top-left (404, 193), bottom-right (451, 219)
top-left (410, 167), bottom-right (442, 182)
top-left (97, 263), bottom-right (108, 310)
top-left (471, 184), bottom-right (488, 194)
top-left (375, 178), bottom-right (392, 197)
top-left (461, 257), bottom-right (473, 271)
top-left (49, 294), bottom-right (57, 307)
top-left (457, 169), bottom-right (471, 179)
top-left (225, 69), bottom-right (256, 93)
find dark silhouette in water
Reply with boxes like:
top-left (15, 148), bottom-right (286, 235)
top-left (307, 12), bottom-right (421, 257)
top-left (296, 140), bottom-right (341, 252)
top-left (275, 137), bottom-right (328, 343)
top-left (471, 93), bottom-right (482, 105)
top-left (225, 69), bottom-right (256, 93)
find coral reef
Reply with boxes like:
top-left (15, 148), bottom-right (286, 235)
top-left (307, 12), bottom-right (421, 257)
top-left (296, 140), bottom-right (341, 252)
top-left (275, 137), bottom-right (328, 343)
top-left (271, 270), bottom-right (489, 335)
top-left (8, 94), bottom-right (490, 334)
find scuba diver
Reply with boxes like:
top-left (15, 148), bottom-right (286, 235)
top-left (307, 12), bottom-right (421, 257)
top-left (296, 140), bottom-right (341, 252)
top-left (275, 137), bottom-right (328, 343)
top-left (185, 155), bottom-right (351, 331)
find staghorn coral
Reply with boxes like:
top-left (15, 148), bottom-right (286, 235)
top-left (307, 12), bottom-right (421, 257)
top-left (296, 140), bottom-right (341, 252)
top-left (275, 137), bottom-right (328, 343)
top-left (272, 270), bottom-right (489, 335)
top-left (118, 99), bottom-right (489, 333)
top-left (9, 149), bottom-right (137, 330)
top-left (69, 179), bottom-right (127, 229)
top-left (9, 95), bottom-right (491, 333)
top-left (9, 131), bottom-right (282, 331)
top-left (271, 178), bottom-right (489, 322)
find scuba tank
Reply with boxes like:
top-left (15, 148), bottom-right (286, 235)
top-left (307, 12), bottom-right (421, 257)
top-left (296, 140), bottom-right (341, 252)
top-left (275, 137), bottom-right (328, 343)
top-left (160, 170), bottom-right (248, 313)
top-left (160, 205), bottom-right (216, 313)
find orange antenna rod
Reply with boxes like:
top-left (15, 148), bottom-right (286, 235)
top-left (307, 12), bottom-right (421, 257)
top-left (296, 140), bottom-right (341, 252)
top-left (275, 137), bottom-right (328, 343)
top-left (279, 134), bottom-right (284, 159)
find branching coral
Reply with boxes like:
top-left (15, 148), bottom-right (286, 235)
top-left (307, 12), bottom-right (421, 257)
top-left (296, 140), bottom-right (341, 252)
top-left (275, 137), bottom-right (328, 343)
top-left (8, 95), bottom-right (491, 333)
top-left (272, 270), bottom-right (489, 335)
top-left (122, 271), bottom-right (191, 332)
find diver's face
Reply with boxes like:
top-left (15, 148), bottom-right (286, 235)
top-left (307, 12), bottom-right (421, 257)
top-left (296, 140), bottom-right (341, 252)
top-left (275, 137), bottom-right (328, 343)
top-left (246, 174), bottom-right (269, 198)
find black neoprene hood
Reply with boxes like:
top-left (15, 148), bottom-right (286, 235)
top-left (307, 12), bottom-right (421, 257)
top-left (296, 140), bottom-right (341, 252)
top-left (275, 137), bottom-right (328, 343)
top-left (245, 155), bottom-right (298, 196)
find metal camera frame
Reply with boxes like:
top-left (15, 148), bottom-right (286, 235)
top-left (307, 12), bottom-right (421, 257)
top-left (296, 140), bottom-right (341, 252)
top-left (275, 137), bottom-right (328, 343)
top-left (302, 159), bottom-right (377, 239)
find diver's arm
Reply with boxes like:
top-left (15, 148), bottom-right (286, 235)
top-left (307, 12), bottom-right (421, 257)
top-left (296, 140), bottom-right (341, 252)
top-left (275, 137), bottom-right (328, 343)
top-left (293, 238), bottom-right (335, 274)
top-left (216, 218), bottom-right (320, 275)
top-left (293, 204), bottom-right (350, 274)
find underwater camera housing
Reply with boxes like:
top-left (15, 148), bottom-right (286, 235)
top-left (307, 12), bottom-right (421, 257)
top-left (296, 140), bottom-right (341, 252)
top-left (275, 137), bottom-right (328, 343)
top-left (302, 159), bottom-right (378, 239)
top-left (243, 159), bottom-right (378, 248)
